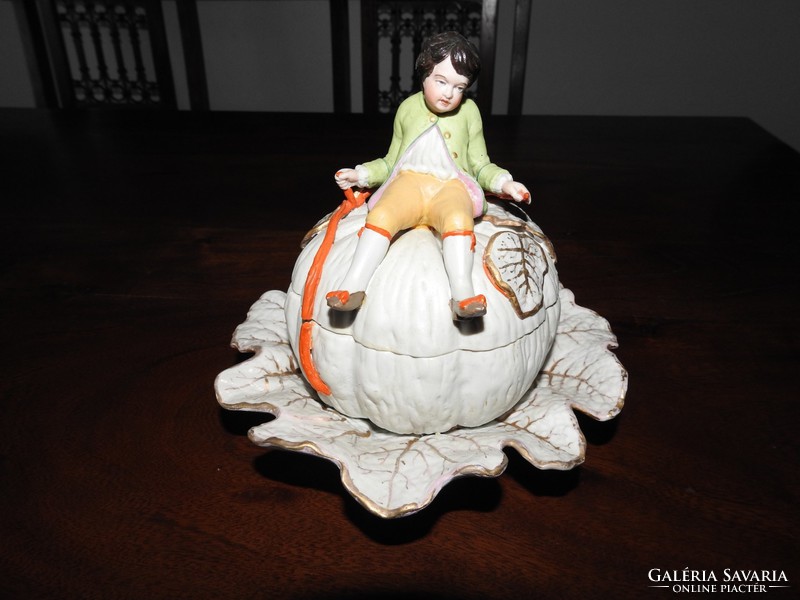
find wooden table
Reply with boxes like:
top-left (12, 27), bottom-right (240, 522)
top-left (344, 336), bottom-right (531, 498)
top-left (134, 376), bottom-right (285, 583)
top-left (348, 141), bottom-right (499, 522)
top-left (1, 109), bottom-right (798, 599)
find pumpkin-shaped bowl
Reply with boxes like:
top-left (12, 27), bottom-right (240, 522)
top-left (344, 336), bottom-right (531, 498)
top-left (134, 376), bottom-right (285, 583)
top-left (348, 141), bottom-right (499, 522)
top-left (285, 201), bottom-right (561, 434)
top-left (215, 201), bottom-right (627, 517)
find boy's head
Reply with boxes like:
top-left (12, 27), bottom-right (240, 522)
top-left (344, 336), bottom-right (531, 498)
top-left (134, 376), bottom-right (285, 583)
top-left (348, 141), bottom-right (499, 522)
top-left (415, 31), bottom-right (481, 88)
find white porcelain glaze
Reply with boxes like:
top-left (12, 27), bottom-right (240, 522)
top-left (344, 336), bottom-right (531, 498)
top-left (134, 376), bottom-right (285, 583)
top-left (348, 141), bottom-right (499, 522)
top-left (285, 202), bottom-right (562, 434)
top-left (215, 205), bottom-right (627, 517)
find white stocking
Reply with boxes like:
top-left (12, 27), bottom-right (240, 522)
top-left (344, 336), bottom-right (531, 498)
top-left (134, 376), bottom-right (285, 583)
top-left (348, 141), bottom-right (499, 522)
top-left (337, 227), bottom-right (391, 293)
top-left (442, 234), bottom-right (476, 302)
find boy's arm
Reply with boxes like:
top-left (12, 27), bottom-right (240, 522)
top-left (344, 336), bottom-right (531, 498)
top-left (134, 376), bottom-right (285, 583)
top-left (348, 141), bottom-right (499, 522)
top-left (468, 103), bottom-right (530, 202)
top-left (466, 104), bottom-right (510, 193)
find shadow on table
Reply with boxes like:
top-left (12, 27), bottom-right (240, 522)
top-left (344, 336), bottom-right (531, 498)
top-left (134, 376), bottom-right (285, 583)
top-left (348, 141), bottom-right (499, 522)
top-left (502, 412), bottom-right (622, 499)
top-left (217, 408), bottom-right (619, 544)
top-left (218, 406), bottom-right (275, 436)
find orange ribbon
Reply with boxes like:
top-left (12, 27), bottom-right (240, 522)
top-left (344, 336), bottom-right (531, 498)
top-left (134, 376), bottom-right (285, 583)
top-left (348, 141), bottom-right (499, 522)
top-left (298, 188), bottom-right (369, 395)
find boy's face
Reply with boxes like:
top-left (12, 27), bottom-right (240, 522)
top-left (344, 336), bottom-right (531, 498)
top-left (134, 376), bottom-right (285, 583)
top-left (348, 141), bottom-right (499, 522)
top-left (422, 57), bottom-right (470, 114)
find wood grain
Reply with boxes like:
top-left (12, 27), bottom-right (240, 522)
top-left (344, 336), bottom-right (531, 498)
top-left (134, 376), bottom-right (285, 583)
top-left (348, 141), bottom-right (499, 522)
top-left (1, 109), bottom-right (798, 599)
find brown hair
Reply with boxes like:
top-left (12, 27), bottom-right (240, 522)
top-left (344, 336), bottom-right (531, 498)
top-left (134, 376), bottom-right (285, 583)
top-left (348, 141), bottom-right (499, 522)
top-left (415, 31), bottom-right (481, 87)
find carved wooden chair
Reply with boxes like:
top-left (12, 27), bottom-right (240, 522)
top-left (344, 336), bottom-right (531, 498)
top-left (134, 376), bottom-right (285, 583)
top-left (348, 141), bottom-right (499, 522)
top-left (12, 0), bottom-right (208, 110)
top-left (330, 0), bottom-right (531, 115)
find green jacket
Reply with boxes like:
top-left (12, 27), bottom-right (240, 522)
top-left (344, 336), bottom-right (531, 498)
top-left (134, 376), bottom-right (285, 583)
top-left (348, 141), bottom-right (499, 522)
top-left (362, 92), bottom-right (510, 216)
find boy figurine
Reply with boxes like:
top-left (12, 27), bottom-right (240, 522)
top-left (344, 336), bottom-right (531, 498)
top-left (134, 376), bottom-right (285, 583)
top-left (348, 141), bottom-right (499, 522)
top-left (329, 31), bottom-right (530, 319)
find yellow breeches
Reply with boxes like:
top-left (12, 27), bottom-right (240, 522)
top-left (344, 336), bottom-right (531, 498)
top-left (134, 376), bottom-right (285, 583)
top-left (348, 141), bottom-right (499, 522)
top-left (366, 171), bottom-right (474, 237)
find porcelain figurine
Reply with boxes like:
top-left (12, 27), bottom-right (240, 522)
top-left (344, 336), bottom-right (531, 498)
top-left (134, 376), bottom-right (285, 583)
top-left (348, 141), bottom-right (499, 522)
top-left (329, 32), bottom-right (530, 319)
top-left (216, 32), bottom-right (627, 516)
top-left (285, 33), bottom-right (559, 434)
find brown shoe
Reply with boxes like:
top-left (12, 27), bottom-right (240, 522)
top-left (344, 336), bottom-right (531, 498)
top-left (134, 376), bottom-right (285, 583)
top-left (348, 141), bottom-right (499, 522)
top-left (451, 294), bottom-right (487, 319)
top-left (326, 290), bottom-right (366, 311)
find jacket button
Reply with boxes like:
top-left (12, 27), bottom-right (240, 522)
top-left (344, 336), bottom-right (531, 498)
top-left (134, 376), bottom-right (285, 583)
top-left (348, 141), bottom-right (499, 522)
top-left (429, 115), bottom-right (437, 123)
top-left (443, 131), bottom-right (451, 139)
top-left (452, 151), bottom-right (458, 159)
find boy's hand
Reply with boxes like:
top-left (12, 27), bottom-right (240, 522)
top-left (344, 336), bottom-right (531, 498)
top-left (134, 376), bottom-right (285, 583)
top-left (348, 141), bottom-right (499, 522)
top-left (501, 180), bottom-right (531, 204)
top-left (335, 169), bottom-right (360, 190)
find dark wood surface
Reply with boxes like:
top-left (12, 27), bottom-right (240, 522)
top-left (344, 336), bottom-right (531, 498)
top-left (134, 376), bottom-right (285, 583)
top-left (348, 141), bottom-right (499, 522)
top-left (1, 108), bottom-right (798, 599)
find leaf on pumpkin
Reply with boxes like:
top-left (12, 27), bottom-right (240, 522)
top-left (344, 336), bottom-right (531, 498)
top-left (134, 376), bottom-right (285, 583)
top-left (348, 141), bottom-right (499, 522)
top-left (484, 231), bottom-right (549, 318)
